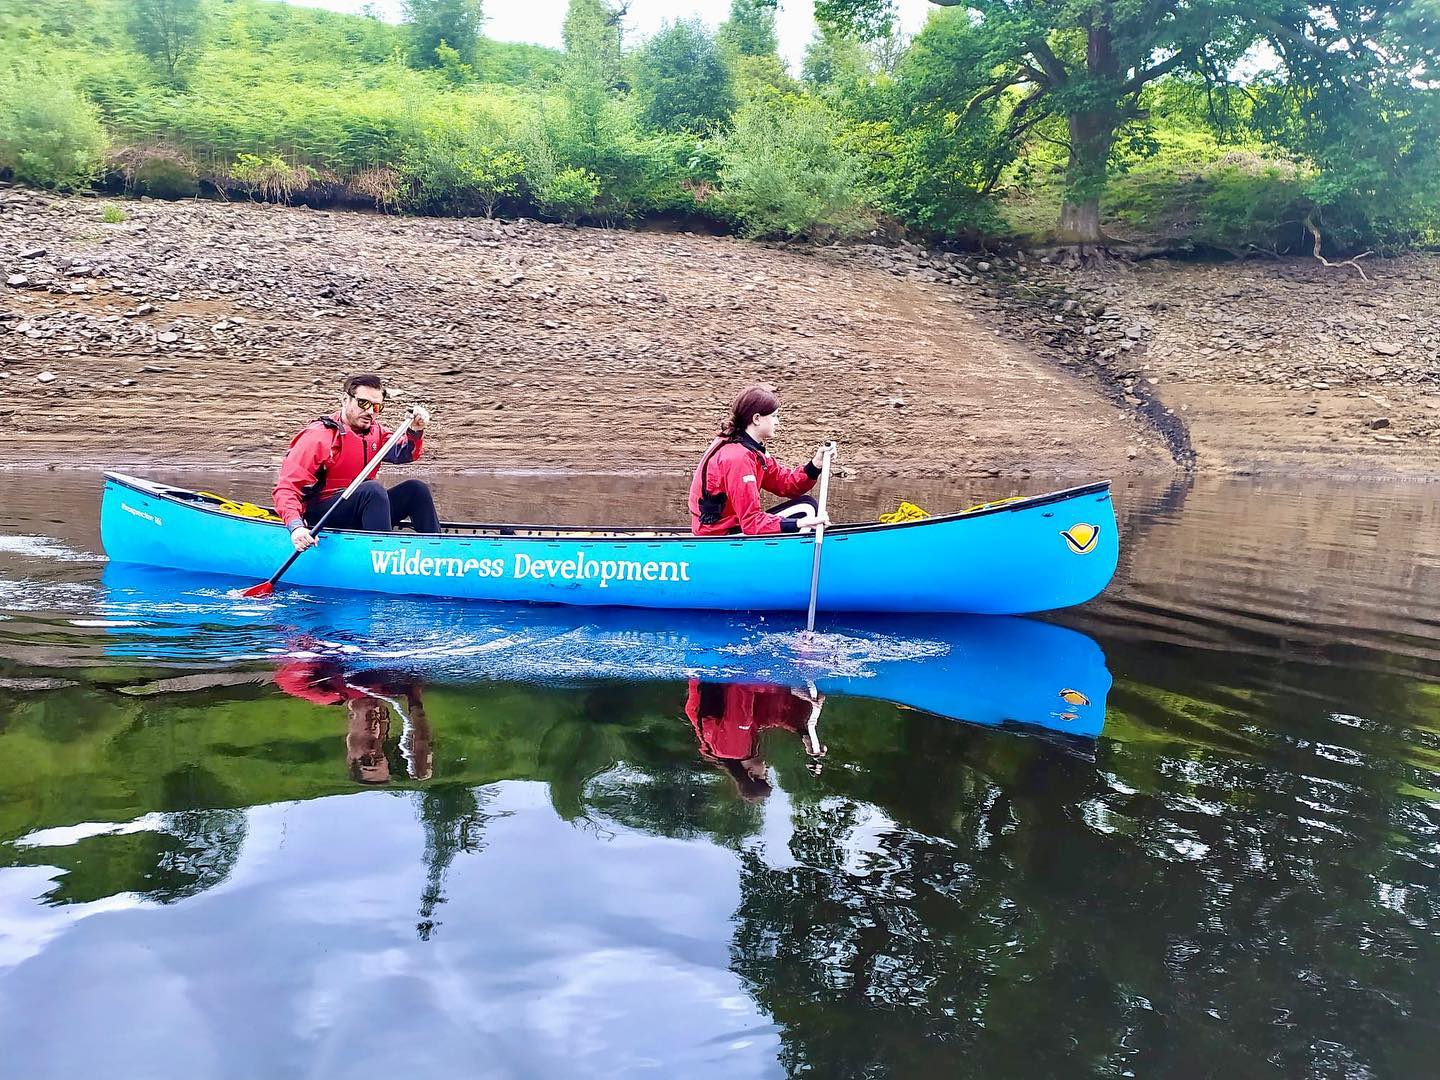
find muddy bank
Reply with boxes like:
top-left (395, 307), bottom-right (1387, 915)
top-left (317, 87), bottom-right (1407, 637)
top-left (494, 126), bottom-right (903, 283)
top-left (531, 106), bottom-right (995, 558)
top-left (2, 187), bottom-right (1434, 482)
top-left (0, 188), bottom-right (1167, 479)
top-left (846, 240), bottom-right (1440, 478)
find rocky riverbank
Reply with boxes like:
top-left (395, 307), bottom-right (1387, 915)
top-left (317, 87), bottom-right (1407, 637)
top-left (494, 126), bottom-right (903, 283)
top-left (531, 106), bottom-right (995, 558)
top-left (843, 239), bottom-right (1440, 477)
top-left (2, 187), bottom-right (1435, 481)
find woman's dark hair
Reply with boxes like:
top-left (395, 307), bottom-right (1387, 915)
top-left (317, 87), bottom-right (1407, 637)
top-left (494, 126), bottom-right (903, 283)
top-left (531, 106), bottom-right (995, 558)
top-left (343, 373), bottom-right (384, 397)
top-left (720, 384), bottom-right (780, 438)
top-left (717, 757), bottom-right (773, 801)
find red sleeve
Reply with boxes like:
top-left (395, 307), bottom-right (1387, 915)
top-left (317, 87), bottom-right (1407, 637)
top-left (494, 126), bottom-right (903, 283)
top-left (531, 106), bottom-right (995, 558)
top-left (753, 687), bottom-right (813, 733)
top-left (761, 456), bottom-right (819, 500)
top-left (273, 425), bottom-right (335, 530)
top-left (273, 661), bottom-right (348, 705)
top-left (720, 449), bottom-right (787, 536)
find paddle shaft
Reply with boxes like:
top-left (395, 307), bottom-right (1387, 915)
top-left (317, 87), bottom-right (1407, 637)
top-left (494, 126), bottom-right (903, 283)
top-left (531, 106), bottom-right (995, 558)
top-left (247, 411), bottom-right (416, 595)
top-left (804, 442), bottom-right (837, 633)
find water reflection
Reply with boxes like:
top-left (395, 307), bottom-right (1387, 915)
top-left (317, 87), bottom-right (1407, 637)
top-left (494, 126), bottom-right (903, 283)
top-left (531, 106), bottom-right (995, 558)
top-left (7, 474), bottom-right (1440, 1076)
top-left (93, 563), bottom-right (1112, 744)
top-left (274, 661), bottom-right (433, 784)
top-left (687, 681), bottom-right (827, 799)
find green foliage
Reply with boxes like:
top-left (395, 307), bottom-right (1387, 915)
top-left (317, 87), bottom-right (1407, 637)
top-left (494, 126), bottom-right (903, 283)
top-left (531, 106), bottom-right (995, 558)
top-left (400, 104), bottom-right (525, 215)
top-left (801, 29), bottom-right (868, 93)
top-left (715, 93), bottom-right (870, 239)
top-left (100, 202), bottom-right (126, 222)
top-left (536, 165), bottom-right (601, 221)
top-left (633, 19), bottom-right (736, 135)
top-left (124, 0), bottom-right (206, 87)
top-left (403, 0), bottom-right (483, 70)
top-left (2, 0), bottom-right (1434, 252)
top-left (0, 65), bottom-right (107, 189)
top-left (718, 0), bottom-right (779, 58)
top-left (229, 151), bottom-right (312, 202)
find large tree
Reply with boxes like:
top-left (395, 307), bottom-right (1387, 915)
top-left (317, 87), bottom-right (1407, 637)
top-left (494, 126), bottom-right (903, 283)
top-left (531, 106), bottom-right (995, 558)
top-left (633, 20), bottom-right (738, 134)
top-left (814, 1), bottom-right (1439, 249)
top-left (403, 0), bottom-right (485, 70)
top-left (124, 0), bottom-right (207, 88)
top-left (718, 0), bottom-right (780, 57)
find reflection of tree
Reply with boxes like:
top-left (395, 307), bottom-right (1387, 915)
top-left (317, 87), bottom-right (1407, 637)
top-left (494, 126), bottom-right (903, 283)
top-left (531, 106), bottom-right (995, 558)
top-left (413, 784), bottom-right (493, 941)
top-left (724, 672), bottom-right (1440, 1077)
top-left (15, 763), bottom-right (248, 907)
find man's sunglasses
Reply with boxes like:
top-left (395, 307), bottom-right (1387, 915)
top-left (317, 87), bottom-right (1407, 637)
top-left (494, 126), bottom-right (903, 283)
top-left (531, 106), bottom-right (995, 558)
top-left (349, 395), bottom-right (384, 414)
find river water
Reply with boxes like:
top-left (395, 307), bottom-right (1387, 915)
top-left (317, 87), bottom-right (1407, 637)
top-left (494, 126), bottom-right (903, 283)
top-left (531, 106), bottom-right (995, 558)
top-left (1, 470), bottom-right (1437, 1078)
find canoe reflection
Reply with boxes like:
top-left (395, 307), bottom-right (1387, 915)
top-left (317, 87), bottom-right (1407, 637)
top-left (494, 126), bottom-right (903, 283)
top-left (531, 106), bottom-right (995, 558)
top-left (99, 564), bottom-right (1112, 747)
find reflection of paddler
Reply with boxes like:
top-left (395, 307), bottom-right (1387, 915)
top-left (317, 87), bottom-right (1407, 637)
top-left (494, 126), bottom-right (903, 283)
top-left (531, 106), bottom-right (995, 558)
top-left (685, 680), bottom-right (827, 800)
top-left (273, 660), bottom-right (433, 784)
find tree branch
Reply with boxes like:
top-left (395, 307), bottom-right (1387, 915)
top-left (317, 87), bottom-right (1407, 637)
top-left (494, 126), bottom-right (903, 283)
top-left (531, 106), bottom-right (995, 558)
top-left (1122, 49), bottom-right (1191, 94)
top-left (964, 69), bottom-right (1028, 116)
top-left (1027, 36), bottom-right (1070, 85)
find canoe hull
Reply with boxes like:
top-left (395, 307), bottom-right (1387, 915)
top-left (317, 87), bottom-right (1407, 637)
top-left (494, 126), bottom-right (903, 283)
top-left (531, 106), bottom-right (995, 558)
top-left (99, 473), bottom-right (1119, 615)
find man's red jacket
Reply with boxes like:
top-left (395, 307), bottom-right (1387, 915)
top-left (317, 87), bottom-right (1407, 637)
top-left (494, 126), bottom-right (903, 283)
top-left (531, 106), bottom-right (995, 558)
top-left (273, 412), bottom-right (424, 529)
top-left (687, 433), bottom-right (819, 536)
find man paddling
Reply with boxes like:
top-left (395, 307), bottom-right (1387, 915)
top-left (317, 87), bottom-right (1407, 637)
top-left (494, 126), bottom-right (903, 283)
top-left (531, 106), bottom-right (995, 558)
top-left (274, 374), bottom-right (436, 552)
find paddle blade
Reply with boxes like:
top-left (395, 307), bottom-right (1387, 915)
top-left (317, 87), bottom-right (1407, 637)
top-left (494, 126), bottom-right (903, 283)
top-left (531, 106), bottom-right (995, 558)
top-left (240, 581), bottom-right (275, 598)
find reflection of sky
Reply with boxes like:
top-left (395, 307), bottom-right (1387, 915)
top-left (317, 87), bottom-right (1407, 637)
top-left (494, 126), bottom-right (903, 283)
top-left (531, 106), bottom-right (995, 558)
top-left (0, 784), bottom-right (782, 1078)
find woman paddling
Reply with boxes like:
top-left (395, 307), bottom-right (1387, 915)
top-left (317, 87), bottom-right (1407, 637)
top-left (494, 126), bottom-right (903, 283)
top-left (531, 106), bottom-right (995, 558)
top-left (689, 384), bottom-right (830, 536)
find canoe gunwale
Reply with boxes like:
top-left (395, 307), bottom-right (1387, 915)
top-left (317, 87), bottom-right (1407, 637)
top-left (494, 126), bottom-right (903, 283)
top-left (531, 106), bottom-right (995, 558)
top-left (102, 472), bottom-right (1112, 543)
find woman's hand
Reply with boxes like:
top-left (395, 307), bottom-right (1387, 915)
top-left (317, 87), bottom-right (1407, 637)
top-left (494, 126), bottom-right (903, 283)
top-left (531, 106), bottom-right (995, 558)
top-left (796, 512), bottom-right (831, 532)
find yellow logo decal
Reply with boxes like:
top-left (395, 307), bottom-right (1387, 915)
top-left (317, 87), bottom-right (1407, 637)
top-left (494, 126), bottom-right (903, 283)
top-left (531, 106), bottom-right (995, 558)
top-left (1061, 523), bottom-right (1099, 554)
top-left (1059, 688), bottom-right (1090, 707)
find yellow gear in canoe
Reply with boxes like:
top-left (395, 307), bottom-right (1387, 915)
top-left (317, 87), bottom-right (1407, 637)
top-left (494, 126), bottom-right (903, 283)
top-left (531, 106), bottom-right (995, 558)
top-left (196, 492), bottom-right (282, 522)
top-left (879, 501), bottom-right (930, 524)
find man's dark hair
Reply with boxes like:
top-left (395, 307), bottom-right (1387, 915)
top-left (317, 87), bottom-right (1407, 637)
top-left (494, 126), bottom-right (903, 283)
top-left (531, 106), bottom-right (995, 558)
top-left (343, 373), bottom-right (384, 397)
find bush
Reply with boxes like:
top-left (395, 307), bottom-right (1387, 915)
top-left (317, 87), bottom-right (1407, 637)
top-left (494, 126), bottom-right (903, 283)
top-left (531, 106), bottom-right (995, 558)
top-left (713, 94), bottom-right (869, 238)
top-left (229, 153), bottom-right (314, 203)
top-left (0, 67), bottom-right (107, 190)
top-left (399, 106), bottom-right (525, 215)
top-left (109, 144), bottom-right (202, 198)
top-left (101, 203), bottom-right (126, 223)
top-left (535, 166), bottom-right (600, 221)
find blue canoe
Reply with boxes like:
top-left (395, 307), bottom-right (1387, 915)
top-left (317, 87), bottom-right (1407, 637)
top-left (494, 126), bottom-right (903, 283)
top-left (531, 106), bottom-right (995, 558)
top-left (99, 472), bottom-right (1119, 615)
top-left (100, 563), bottom-right (1112, 740)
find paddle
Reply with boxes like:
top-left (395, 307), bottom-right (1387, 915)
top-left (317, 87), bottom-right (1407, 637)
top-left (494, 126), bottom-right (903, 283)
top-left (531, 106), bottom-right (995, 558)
top-left (804, 441), bottom-right (837, 634)
top-left (241, 409), bottom-right (418, 598)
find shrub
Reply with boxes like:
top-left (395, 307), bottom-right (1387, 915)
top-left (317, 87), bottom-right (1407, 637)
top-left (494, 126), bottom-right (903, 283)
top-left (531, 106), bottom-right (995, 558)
top-left (349, 165), bottom-right (405, 211)
top-left (535, 166), bottom-right (600, 221)
top-left (399, 108), bottom-right (525, 215)
top-left (101, 204), bottom-right (127, 223)
top-left (108, 144), bottom-right (203, 198)
top-left (713, 94), bottom-right (870, 239)
top-left (229, 152), bottom-right (314, 203)
top-left (0, 67), bottom-right (107, 190)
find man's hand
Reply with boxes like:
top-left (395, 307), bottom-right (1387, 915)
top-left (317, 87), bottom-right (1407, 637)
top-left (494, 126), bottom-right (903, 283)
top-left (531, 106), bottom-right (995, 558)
top-left (409, 405), bottom-right (430, 433)
top-left (291, 526), bottom-right (317, 553)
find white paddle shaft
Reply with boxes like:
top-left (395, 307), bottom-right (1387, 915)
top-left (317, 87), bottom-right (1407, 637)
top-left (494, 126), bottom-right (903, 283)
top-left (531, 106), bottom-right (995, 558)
top-left (804, 442), bottom-right (837, 633)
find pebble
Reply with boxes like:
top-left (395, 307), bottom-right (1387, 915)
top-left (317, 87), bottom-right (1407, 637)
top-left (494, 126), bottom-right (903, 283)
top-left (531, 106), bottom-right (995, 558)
top-left (37, 371), bottom-right (56, 383)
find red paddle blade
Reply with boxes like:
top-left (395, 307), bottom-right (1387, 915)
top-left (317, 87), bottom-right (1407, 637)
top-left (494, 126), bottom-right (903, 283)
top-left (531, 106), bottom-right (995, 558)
top-left (240, 581), bottom-right (275, 598)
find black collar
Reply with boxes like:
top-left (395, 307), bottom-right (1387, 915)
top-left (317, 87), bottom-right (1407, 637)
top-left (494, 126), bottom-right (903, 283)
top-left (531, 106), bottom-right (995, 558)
top-left (737, 432), bottom-right (767, 455)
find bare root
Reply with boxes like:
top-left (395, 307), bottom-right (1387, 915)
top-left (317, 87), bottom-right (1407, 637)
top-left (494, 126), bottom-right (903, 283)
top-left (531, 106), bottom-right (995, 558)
top-left (1303, 213), bottom-right (1372, 281)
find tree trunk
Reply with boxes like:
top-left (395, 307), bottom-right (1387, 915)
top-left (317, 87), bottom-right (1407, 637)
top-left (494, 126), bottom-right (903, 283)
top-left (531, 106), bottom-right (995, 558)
top-left (1056, 25), bottom-right (1118, 248)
